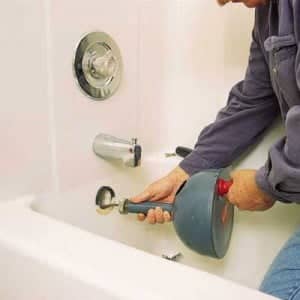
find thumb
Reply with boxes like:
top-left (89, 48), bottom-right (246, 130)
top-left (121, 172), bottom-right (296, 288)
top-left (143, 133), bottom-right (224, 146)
top-left (130, 190), bottom-right (151, 203)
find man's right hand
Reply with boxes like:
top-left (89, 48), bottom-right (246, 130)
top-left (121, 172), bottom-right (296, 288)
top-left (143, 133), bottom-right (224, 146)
top-left (130, 167), bottom-right (190, 224)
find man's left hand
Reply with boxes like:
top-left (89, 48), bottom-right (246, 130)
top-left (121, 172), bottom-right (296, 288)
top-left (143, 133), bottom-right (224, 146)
top-left (227, 169), bottom-right (275, 211)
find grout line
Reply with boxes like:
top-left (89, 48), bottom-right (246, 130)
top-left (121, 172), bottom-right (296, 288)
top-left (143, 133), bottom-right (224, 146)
top-left (135, 1), bottom-right (142, 142)
top-left (44, 0), bottom-right (59, 194)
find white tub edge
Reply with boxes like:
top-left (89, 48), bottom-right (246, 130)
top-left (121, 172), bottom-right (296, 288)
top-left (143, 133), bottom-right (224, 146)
top-left (0, 195), bottom-right (276, 300)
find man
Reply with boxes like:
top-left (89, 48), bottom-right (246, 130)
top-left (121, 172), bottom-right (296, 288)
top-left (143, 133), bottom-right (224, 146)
top-left (132, 1), bottom-right (300, 298)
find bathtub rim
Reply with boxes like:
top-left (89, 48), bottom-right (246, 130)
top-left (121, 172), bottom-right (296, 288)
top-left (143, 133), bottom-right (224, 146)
top-left (0, 194), bottom-right (277, 300)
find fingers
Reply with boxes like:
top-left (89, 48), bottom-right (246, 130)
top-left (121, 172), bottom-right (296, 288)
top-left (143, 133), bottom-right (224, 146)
top-left (164, 211), bottom-right (172, 222)
top-left (228, 169), bottom-right (275, 211)
top-left (132, 190), bottom-right (165, 203)
top-left (217, 0), bottom-right (230, 5)
top-left (131, 190), bottom-right (151, 203)
top-left (136, 207), bottom-right (172, 224)
top-left (146, 209), bottom-right (156, 224)
top-left (131, 174), bottom-right (177, 204)
top-left (132, 175), bottom-right (177, 223)
top-left (137, 213), bottom-right (146, 221)
top-left (155, 207), bottom-right (164, 224)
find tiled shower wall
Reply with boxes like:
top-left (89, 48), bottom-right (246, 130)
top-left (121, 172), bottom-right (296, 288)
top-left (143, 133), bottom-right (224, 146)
top-left (0, 0), bottom-right (52, 200)
top-left (0, 0), bottom-right (142, 198)
top-left (0, 0), bottom-right (283, 199)
top-left (47, 0), bottom-right (140, 191)
top-left (138, 1), bottom-right (227, 153)
top-left (139, 1), bottom-right (283, 170)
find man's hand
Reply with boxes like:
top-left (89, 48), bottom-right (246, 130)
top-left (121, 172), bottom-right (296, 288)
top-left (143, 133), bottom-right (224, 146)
top-left (131, 167), bottom-right (189, 224)
top-left (217, 0), bottom-right (230, 5)
top-left (227, 169), bottom-right (275, 211)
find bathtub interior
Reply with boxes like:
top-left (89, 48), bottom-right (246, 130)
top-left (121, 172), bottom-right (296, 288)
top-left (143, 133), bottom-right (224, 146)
top-left (31, 156), bottom-right (300, 290)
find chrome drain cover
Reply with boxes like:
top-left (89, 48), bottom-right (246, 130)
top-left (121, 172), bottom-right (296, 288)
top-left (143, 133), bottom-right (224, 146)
top-left (74, 32), bottom-right (123, 100)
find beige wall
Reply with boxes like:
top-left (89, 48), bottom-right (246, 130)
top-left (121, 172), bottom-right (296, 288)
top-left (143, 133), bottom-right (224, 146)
top-left (0, 1), bottom-right (285, 197)
top-left (0, 0), bottom-right (52, 200)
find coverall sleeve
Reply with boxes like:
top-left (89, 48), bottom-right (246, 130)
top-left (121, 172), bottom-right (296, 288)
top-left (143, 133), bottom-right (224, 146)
top-left (256, 106), bottom-right (300, 203)
top-left (256, 31), bottom-right (300, 203)
top-left (180, 27), bottom-right (280, 177)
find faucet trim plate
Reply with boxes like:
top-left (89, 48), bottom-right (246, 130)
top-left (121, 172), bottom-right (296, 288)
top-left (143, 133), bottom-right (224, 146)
top-left (73, 32), bottom-right (123, 100)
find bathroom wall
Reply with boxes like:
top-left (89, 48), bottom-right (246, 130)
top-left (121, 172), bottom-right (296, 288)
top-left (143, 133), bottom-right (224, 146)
top-left (138, 1), bottom-right (225, 154)
top-left (1, 0), bottom-right (286, 199)
top-left (48, 0), bottom-right (286, 195)
top-left (0, 0), bottom-right (173, 198)
top-left (48, 0), bottom-right (232, 192)
top-left (1, 1), bottom-right (284, 197)
top-left (0, 0), bottom-right (53, 201)
top-left (139, 1), bottom-right (284, 170)
top-left (0, 0), bottom-right (145, 197)
top-left (48, 0), bottom-right (141, 192)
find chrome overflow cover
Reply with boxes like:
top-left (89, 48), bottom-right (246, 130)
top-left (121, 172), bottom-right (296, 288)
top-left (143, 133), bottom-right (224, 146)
top-left (74, 32), bottom-right (123, 100)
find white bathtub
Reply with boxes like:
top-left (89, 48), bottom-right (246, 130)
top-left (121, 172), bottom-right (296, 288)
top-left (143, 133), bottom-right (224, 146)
top-left (0, 156), bottom-right (298, 299)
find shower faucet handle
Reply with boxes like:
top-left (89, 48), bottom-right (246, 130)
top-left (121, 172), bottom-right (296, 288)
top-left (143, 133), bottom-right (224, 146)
top-left (74, 32), bottom-right (123, 100)
top-left (91, 48), bottom-right (117, 79)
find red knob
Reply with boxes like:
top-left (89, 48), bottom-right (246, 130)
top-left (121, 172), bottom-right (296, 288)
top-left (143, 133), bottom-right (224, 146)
top-left (217, 179), bottom-right (233, 197)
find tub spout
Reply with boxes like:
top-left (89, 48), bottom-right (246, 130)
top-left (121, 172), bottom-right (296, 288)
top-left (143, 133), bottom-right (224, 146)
top-left (93, 133), bottom-right (142, 167)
